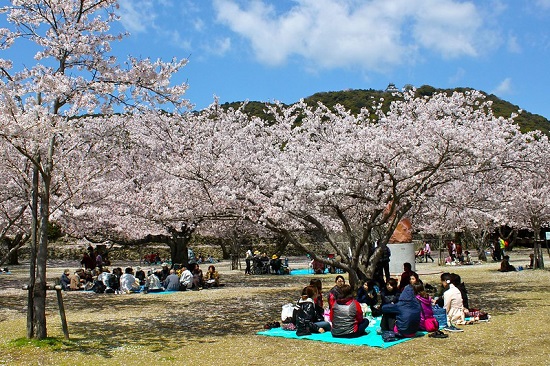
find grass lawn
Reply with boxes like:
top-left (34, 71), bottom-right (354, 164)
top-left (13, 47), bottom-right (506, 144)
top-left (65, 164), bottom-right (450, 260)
top-left (0, 249), bottom-right (548, 366)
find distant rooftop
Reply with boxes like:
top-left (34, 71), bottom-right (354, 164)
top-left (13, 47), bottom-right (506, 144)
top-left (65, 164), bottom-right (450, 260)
top-left (385, 83), bottom-right (400, 93)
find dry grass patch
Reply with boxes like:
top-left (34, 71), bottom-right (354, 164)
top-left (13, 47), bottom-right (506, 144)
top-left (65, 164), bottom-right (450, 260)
top-left (1, 251), bottom-right (549, 365)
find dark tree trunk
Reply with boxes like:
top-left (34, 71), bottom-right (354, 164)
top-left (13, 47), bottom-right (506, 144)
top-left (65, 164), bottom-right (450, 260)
top-left (273, 235), bottom-right (290, 256)
top-left (6, 234), bottom-right (21, 265)
top-left (218, 239), bottom-right (230, 260)
top-left (27, 156), bottom-right (39, 339)
top-left (33, 170), bottom-right (51, 340)
top-left (170, 235), bottom-right (190, 266)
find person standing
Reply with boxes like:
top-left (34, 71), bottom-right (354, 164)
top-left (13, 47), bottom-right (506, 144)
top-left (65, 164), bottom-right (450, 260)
top-left (424, 242), bottom-right (434, 263)
top-left (244, 249), bottom-right (252, 275)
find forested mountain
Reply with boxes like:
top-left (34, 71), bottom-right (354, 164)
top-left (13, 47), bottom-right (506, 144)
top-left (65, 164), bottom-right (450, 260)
top-left (220, 85), bottom-right (550, 135)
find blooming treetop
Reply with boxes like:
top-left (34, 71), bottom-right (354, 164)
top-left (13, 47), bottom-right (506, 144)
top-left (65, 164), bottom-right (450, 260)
top-left (210, 90), bottom-right (535, 284)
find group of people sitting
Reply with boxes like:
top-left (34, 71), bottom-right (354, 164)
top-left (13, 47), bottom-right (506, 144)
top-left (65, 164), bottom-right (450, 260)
top-left (281, 262), bottom-right (478, 341)
top-left (245, 250), bottom-right (288, 275)
top-left (499, 253), bottom-right (536, 272)
top-left (60, 262), bottom-right (221, 293)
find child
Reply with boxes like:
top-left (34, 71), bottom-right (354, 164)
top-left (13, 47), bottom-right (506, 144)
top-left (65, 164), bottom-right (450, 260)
top-left (412, 283), bottom-right (436, 331)
top-left (441, 273), bottom-right (464, 332)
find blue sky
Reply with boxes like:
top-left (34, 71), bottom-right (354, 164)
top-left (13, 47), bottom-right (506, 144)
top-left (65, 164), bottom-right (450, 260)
top-left (9, 0), bottom-right (550, 119)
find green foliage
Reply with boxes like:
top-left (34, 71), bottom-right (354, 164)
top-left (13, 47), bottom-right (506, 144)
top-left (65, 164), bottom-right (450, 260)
top-left (11, 337), bottom-right (68, 349)
top-left (220, 85), bottom-right (550, 136)
top-left (47, 222), bottom-right (63, 240)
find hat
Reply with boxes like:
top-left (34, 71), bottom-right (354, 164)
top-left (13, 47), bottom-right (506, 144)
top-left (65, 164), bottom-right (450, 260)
top-left (272, 255), bottom-right (278, 259)
top-left (162, 262), bottom-right (169, 267)
top-left (254, 250), bottom-right (260, 255)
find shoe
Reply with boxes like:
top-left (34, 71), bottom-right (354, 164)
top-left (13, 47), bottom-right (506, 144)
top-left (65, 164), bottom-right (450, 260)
top-left (443, 325), bottom-right (464, 332)
top-left (429, 330), bottom-right (449, 338)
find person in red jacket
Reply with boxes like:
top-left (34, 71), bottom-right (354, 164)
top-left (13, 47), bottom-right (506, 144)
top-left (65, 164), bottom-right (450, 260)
top-left (330, 284), bottom-right (369, 338)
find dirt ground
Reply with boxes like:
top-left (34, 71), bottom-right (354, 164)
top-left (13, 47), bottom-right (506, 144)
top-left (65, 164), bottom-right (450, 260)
top-left (0, 249), bottom-right (548, 366)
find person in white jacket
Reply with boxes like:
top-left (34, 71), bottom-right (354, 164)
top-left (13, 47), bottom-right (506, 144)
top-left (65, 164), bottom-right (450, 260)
top-left (120, 267), bottom-right (140, 293)
top-left (179, 265), bottom-right (194, 290)
top-left (441, 273), bottom-right (465, 332)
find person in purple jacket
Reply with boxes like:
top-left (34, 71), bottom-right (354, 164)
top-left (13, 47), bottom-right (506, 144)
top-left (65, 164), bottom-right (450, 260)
top-left (413, 283), bottom-right (434, 331)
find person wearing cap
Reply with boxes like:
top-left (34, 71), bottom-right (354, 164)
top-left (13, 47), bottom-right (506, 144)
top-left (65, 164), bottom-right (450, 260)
top-left (270, 255), bottom-right (282, 274)
top-left (160, 263), bottom-right (170, 282)
top-left (245, 249), bottom-right (253, 275)
top-left (144, 268), bottom-right (164, 292)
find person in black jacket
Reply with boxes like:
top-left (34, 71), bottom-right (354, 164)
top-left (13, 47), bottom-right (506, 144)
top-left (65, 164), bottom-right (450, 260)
top-left (380, 278), bottom-right (400, 331)
top-left (296, 286), bottom-right (331, 336)
top-left (357, 280), bottom-right (381, 316)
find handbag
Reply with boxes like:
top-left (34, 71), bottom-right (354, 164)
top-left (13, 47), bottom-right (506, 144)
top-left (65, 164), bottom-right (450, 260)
top-left (419, 300), bottom-right (441, 332)
top-left (424, 317), bottom-right (439, 332)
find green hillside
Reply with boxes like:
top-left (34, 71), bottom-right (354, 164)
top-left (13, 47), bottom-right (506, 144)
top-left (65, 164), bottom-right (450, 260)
top-left (220, 85), bottom-right (550, 135)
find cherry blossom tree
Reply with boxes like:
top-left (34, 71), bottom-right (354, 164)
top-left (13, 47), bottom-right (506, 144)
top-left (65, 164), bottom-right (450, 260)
top-left (215, 91), bottom-right (533, 288)
top-left (0, 142), bottom-right (31, 265)
top-left (0, 0), bottom-right (189, 339)
top-left (496, 132), bottom-right (550, 269)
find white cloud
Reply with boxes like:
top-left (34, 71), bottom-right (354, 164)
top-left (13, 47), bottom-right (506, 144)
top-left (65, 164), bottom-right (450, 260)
top-left (492, 78), bottom-right (513, 96)
top-left (212, 0), bottom-right (488, 70)
top-left (507, 35), bottom-right (522, 53)
top-left (203, 37), bottom-right (232, 56)
top-left (449, 68), bottom-right (466, 84)
top-left (535, 0), bottom-right (550, 9)
top-left (118, 0), bottom-right (159, 34)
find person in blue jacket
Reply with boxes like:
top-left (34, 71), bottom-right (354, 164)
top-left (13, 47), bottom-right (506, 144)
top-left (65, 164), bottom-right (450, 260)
top-left (381, 284), bottom-right (421, 337)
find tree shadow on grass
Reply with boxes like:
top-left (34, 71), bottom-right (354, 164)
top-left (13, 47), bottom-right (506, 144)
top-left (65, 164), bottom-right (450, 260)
top-left (61, 287), bottom-right (298, 358)
top-left (465, 279), bottom-right (550, 315)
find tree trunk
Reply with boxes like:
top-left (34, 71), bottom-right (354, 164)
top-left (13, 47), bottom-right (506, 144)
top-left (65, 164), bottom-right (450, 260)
top-left (533, 225), bottom-right (545, 270)
top-left (0, 234), bottom-right (28, 267)
top-left (170, 236), bottom-right (190, 267)
top-left (33, 170), bottom-right (51, 339)
top-left (6, 234), bottom-right (21, 265)
top-left (27, 160), bottom-right (39, 339)
top-left (218, 239), bottom-right (230, 260)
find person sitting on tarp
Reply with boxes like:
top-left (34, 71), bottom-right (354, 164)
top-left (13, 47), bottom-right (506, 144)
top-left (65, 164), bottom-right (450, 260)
top-left (330, 284), bottom-right (369, 338)
top-left (381, 284), bottom-right (421, 338)
top-left (144, 269), bottom-right (164, 292)
top-left (357, 280), bottom-right (381, 316)
top-left (311, 259), bottom-right (325, 274)
top-left (499, 255), bottom-right (516, 272)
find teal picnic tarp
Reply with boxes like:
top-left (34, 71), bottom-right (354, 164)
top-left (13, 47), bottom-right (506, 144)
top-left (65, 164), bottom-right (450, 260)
top-left (257, 317), bottom-right (424, 348)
